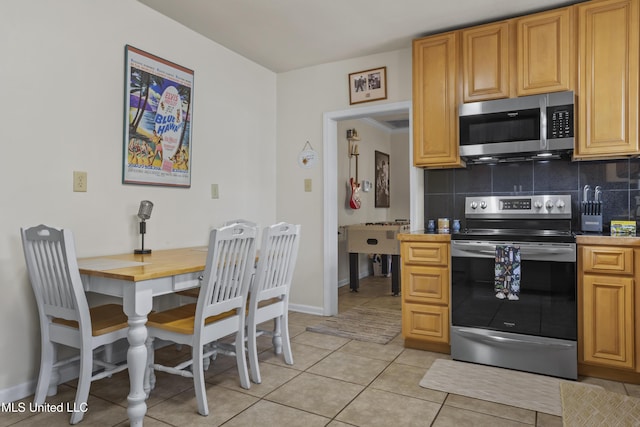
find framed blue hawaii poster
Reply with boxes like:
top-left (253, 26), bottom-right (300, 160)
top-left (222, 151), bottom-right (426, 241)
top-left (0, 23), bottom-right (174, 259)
top-left (123, 45), bottom-right (193, 187)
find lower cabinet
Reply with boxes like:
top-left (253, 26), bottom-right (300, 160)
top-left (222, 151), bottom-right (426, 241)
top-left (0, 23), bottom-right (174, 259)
top-left (402, 302), bottom-right (449, 346)
top-left (399, 236), bottom-right (451, 353)
top-left (579, 243), bottom-right (640, 382)
top-left (582, 274), bottom-right (634, 369)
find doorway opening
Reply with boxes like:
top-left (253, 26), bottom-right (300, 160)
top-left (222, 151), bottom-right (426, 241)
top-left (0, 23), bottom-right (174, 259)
top-left (322, 100), bottom-right (423, 315)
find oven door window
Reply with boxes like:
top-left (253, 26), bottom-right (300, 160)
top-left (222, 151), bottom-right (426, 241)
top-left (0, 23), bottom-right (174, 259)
top-left (451, 253), bottom-right (576, 341)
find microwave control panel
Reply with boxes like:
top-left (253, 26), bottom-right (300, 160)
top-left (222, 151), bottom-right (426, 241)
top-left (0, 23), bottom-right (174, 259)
top-left (547, 104), bottom-right (574, 139)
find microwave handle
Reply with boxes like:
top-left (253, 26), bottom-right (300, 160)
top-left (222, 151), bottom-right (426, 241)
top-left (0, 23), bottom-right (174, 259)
top-left (539, 95), bottom-right (548, 150)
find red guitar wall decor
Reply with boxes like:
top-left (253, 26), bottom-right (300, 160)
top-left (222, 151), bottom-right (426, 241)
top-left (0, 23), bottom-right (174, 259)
top-left (348, 143), bottom-right (361, 209)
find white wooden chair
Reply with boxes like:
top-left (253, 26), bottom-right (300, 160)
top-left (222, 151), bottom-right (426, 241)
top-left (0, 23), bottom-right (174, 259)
top-left (247, 222), bottom-right (301, 384)
top-left (145, 223), bottom-right (257, 416)
top-left (21, 225), bottom-right (129, 425)
top-left (176, 219), bottom-right (258, 301)
top-left (224, 219), bottom-right (257, 227)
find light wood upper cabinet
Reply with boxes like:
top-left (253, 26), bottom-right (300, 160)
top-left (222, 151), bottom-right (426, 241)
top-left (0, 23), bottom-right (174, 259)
top-left (412, 32), bottom-right (464, 168)
top-left (462, 21), bottom-right (511, 102)
top-left (575, 0), bottom-right (640, 158)
top-left (516, 7), bottom-right (574, 96)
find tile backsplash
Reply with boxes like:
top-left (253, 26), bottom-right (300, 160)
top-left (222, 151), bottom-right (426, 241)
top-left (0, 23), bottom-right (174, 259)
top-left (424, 158), bottom-right (640, 233)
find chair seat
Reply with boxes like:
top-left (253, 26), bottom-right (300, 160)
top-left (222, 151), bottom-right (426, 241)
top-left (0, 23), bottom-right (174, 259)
top-left (175, 288), bottom-right (200, 299)
top-left (175, 290), bottom-right (280, 309)
top-left (147, 303), bottom-right (236, 335)
top-left (52, 304), bottom-right (128, 336)
top-left (257, 297), bottom-right (281, 308)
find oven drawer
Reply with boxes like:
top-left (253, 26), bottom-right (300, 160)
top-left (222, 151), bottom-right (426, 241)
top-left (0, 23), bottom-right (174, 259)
top-left (402, 302), bottom-right (449, 343)
top-left (402, 265), bottom-right (449, 304)
top-left (401, 242), bottom-right (449, 266)
top-left (582, 246), bottom-right (633, 275)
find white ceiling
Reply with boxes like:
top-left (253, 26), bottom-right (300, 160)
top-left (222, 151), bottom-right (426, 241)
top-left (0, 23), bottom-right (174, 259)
top-left (137, 0), bottom-right (583, 130)
top-left (138, 0), bottom-right (583, 73)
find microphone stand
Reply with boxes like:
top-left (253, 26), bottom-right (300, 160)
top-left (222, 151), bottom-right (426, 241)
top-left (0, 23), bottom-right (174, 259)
top-left (134, 219), bottom-right (151, 254)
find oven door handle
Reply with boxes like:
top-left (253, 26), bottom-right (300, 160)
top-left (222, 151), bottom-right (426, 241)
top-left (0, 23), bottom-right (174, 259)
top-left (473, 247), bottom-right (573, 256)
top-left (451, 242), bottom-right (576, 261)
top-left (456, 328), bottom-right (575, 349)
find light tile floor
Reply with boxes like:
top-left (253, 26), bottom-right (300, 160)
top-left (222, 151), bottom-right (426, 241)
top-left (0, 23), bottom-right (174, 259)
top-left (6, 276), bottom-right (640, 426)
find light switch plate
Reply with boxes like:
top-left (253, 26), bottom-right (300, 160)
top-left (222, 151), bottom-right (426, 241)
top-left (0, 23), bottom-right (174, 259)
top-left (304, 179), bottom-right (312, 192)
top-left (211, 184), bottom-right (219, 199)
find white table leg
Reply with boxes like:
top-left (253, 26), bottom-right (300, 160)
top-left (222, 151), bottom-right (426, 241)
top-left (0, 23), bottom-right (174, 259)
top-left (123, 287), bottom-right (153, 427)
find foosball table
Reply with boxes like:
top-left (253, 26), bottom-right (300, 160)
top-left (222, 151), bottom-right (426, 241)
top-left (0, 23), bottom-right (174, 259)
top-left (345, 221), bottom-right (410, 296)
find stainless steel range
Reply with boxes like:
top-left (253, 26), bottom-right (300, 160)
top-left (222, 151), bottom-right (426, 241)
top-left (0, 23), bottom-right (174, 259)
top-left (450, 195), bottom-right (577, 379)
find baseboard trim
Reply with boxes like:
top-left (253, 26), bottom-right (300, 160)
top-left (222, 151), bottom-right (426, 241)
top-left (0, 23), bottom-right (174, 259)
top-left (0, 345), bottom-right (128, 404)
top-left (288, 303), bottom-right (324, 316)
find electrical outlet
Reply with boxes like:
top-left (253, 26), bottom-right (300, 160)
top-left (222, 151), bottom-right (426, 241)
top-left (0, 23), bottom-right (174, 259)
top-left (304, 179), bottom-right (312, 192)
top-left (211, 184), bottom-right (219, 199)
top-left (73, 171), bottom-right (87, 192)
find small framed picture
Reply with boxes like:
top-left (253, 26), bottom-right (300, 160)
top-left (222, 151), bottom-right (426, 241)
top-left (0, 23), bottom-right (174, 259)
top-left (375, 151), bottom-right (390, 208)
top-left (349, 66), bottom-right (387, 105)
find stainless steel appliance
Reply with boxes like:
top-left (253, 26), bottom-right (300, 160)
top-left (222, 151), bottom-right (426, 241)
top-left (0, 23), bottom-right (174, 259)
top-left (459, 91), bottom-right (574, 163)
top-left (346, 221), bottom-right (410, 296)
top-left (451, 195), bottom-right (577, 379)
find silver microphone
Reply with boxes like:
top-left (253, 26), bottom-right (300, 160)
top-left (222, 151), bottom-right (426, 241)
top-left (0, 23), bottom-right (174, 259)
top-left (137, 200), bottom-right (153, 221)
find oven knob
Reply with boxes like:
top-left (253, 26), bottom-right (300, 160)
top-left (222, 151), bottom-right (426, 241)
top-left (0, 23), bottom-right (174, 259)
top-left (470, 201), bottom-right (478, 210)
top-left (534, 201), bottom-right (543, 209)
top-left (556, 200), bottom-right (566, 209)
top-left (546, 200), bottom-right (555, 210)
top-left (480, 201), bottom-right (487, 209)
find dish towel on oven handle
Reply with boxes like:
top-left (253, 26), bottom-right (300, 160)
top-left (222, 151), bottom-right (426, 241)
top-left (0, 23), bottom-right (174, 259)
top-left (494, 245), bottom-right (521, 301)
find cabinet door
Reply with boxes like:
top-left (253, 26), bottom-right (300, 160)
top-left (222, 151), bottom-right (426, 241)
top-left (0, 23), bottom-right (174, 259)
top-left (582, 274), bottom-right (634, 369)
top-left (516, 7), bottom-right (573, 96)
top-left (575, 0), bottom-right (639, 158)
top-left (412, 33), bottom-right (463, 168)
top-left (402, 265), bottom-right (449, 305)
top-left (582, 246), bottom-right (634, 274)
top-left (462, 21), bottom-right (511, 102)
top-left (402, 302), bottom-right (450, 344)
top-left (401, 242), bottom-right (449, 266)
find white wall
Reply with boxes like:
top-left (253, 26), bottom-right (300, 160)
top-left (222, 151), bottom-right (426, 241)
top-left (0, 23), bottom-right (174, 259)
top-left (390, 130), bottom-right (412, 222)
top-left (276, 50), bottom-right (413, 310)
top-left (0, 0), bottom-right (276, 396)
top-left (0, 0), bottom-right (414, 399)
top-left (335, 119), bottom-right (411, 284)
top-left (338, 119), bottom-right (393, 225)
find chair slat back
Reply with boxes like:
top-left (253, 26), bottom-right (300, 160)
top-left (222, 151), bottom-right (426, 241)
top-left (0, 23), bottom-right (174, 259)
top-left (197, 223), bottom-right (257, 319)
top-left (253, 223), bottom-right (301, 302)
top-left (21, 225), bottom-right (89, 325)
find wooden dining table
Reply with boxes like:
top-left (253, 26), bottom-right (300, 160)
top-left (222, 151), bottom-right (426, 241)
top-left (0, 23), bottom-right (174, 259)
top-left (78, 247), bottom-right (208, 427)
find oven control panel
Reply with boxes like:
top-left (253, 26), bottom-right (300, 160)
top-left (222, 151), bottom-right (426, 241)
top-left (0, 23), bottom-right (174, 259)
top-left (466, 195), bottom-right (572, 218)
top-left (500, 198), bottom-right (531, 210)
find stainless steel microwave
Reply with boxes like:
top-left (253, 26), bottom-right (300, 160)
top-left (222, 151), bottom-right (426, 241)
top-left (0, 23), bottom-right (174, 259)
top-left (458, 91), bottom-right (574, 162)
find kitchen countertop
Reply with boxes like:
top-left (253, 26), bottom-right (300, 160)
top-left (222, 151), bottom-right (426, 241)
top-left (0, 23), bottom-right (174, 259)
top-left (399, 230), bottom-right (640, 246)
top-left (397, 230), bottom-right (451, 242)
top-left (576, 233), bottom-right (640, 246)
